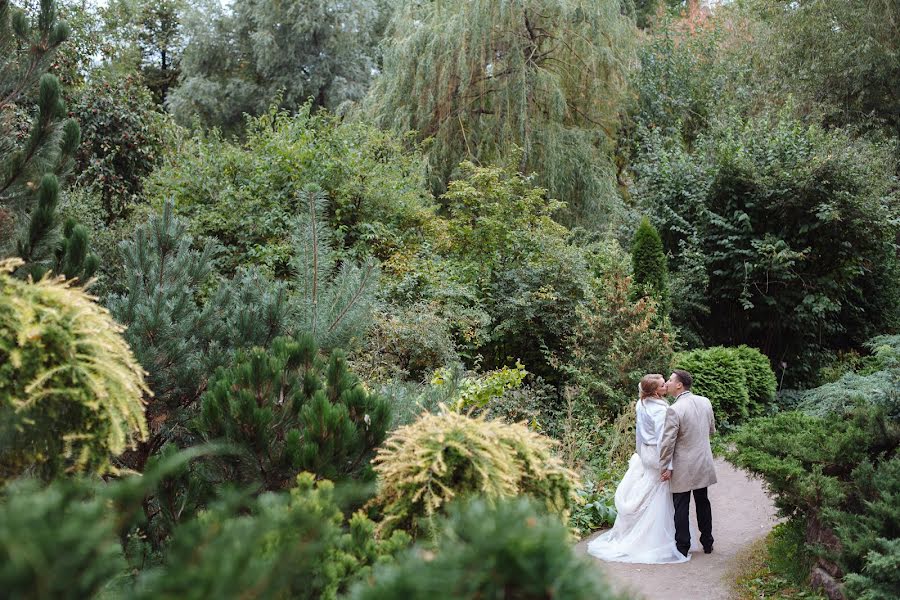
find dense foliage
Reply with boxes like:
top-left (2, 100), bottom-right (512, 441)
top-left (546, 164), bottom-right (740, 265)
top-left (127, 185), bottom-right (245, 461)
top-left (198, 335), bottom-right (390, 489)
top-left (168, 0), bottom-right (388, 131)
top-left (674, 345), bottom-right (776, 427)
top-left (70, 74), bottom-right (168, 222)
top-left (350, 498), bottom-right (624, 600)
top-left (638, 110), bottom-right (899, 382)
top-left (146, 106), bottom-right (433, 276)
top-left (1, 0), bottom-right (899, 597)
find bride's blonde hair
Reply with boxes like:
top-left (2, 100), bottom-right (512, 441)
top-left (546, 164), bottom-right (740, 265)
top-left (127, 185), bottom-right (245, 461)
top-left (638, 373), bottom-right (664, 402)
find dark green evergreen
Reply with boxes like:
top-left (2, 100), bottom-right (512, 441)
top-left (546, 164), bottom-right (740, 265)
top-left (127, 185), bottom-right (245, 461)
top-left (674, 346), bottom-right (750, 427)
top-left (197, 335), bottom-right (391, 490)
top-left (0, 0), bottom-right (96, 279)
top-left (350, 498), bottom-right (623, 600)
top-left (630, 216), bottom-right (669, 311)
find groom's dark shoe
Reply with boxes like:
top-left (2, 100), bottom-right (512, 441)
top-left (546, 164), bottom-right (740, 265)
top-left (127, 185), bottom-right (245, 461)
top-left (677, 546), bottom-right (690, 557)
top-left (703, 544), bottom-right (713, 554)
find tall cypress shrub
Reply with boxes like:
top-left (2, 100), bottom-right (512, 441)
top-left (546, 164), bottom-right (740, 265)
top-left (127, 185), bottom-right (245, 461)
top-left (631, 216), bottom-right (669, 313)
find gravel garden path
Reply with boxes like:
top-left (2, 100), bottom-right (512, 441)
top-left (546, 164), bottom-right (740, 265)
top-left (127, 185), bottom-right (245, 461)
top-left (575, 457), bottom-right (779, 600)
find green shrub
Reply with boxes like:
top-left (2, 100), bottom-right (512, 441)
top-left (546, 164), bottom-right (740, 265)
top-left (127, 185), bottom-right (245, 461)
top-left (729, 406), bottom-right (899, 598)
top-left (832, 456), bottom-right (900, 594)
top-left (70, 74), bottom-right (169, 223)
top-left (844, 537), bottom-right (900, 600)
top-left (0, 259), bottom-right (148, 482)
top-left (0, 478), bottom-right (126, 600)
top-left (631, 216), bottom-right (669, 312)
top-left (734, 345), bottom-right (777, 416)
top-left (197, 335), bottom-right (391, 490)
top-left (638, 108), bottom-right (899, 384)
top-left (674, 346), bottom-right (749, 426)
top-left (136, 473), bottom-right (411, 600)
top-left (799, 335), bottom-right (900, 419)
top-left (350, 498), bottom-right (623, 600)
top-left (371, 410), bottom-right (579, 538)
top-left (146, 105), bottom-right (434, 277)
top-left (565, 237), bottom-right (674, 418)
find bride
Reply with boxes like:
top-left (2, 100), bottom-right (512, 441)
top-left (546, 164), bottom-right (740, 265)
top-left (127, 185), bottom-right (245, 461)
top-left (587, 373), bottom-right (689, 564)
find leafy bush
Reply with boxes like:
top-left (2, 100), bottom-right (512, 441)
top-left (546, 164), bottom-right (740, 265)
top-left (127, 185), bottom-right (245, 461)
top-left (674, 346), bottom-right (750, 426)
top-left (351, 303), bottom-right (458, 383)
top-left (146, 106), bottom-right (434, 276)
top-left (638, 109), bottom-right (900, 384)
top-left (734, 345), bottom-right (777, 416)
top-left (431, 162), bottom-right (595, 381)
top-left (350, 498), bottom-right (623, 600)
top-left (70, 74), bottom-right (169, 223)
top-left (0, 259), bottom-right (148, 482)
top-left (198, 335), bottom-right (391, 490)
top-left (371, 410), bottom-right (579, 537)
top-left (431, 362), bottom-right (528, 413)
top-left (570, 480), bottom-right (617, 536)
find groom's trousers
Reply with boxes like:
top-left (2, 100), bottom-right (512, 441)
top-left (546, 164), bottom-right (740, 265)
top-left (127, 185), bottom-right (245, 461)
top-left (673, 487), bottom-right (713, 556)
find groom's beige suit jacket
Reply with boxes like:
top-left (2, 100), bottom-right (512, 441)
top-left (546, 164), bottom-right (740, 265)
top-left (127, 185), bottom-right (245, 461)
top-left (658, 391), bottom-right (717, 494)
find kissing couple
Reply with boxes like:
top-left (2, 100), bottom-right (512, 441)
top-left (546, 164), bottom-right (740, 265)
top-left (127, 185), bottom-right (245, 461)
top-left (588, 370), bottom-right (716, 563)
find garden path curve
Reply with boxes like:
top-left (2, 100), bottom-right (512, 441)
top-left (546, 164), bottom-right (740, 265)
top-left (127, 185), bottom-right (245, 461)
top-left (575, 457), bottom-right (778, 600)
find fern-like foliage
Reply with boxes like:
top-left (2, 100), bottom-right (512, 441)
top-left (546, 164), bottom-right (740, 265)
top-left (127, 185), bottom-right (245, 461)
top-left (292, 187), bottom-right (379, 351)
top-left (0, 258), bottom-right (148, 482)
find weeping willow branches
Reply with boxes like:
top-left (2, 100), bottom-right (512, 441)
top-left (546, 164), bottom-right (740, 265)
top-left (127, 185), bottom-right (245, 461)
top-left (366, 0), bottom-right (634, 227)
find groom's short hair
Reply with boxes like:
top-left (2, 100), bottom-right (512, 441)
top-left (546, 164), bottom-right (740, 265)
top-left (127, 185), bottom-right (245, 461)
top-left (673, 369), bottom-right (693, 389)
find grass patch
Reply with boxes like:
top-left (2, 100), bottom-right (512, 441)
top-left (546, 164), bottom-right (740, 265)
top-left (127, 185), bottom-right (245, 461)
top-left (730, 526), bottom-right (826, 600)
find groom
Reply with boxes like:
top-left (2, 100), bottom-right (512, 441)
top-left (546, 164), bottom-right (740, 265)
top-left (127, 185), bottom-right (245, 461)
top-left (658, 369), bottom-right (717, 557)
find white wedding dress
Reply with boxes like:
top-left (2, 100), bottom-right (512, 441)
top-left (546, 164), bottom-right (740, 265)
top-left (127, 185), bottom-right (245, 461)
top-left (587, 397), bottom-right (690, 564)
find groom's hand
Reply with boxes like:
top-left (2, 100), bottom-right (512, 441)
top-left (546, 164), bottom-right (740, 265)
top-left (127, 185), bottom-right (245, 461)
top-left (660, 469), bottom-right (672, 482)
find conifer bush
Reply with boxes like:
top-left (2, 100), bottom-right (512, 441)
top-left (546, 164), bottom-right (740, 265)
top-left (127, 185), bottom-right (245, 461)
top-left (0, 259), bottom-right (148, 482)
top-left (371, 410), bottom-right (579, 537)
top-left (631, 216), bottom-right (669, 311)
top-left (198, 335), bottom-right (391, 490)
top-left (350, 497), bottom-right (623, 600)
top-left (729, 406), bottom-right (899, 599)
top-left (136, 473), bottom-right (411, 600)
top-left (675, 346), bottom-right (750, 427)
top-left (0, 478), bottom-right (126, 600)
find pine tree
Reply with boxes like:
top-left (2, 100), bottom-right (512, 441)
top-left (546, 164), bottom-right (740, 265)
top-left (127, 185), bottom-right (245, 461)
top-left (108, 201), bottom-right (296, 464)
top-left (107, 199), bottom-right (220, 431)
top-left (366, 0), bottom-right (634, 226)
top-left (0, 0), bottom-right (97, 279)
top-left (197, 335), bottom-right (391, 491)
top-left (631, 216), bottom-right (669, 311)
top-left (292, 186), bottom-right (379, 352)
